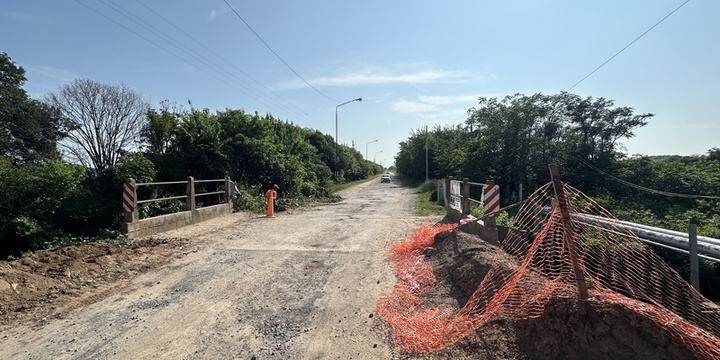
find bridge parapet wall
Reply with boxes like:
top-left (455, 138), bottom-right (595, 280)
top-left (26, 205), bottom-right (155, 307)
top-left (121, 177), bottom-right (234, 238)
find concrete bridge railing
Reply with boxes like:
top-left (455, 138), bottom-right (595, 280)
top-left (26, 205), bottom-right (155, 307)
top-left (120, 176), bottom-right (234, 238)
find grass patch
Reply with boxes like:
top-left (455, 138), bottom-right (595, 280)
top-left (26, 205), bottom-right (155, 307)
top-left (409, 177), bottom-right (445, 216)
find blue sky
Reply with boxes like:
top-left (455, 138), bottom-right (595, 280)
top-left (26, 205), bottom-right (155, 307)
top-left (2, 0), bottom-right (718, 168)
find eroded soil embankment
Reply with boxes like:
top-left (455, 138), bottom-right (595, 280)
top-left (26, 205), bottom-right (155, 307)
top-left (417, 230), bottom-right (701, 360)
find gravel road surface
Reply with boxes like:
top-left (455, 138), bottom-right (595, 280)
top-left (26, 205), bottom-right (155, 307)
top-left (0, 179), bottom-right (440, 359)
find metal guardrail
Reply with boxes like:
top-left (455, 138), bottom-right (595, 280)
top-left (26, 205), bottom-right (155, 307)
top-left (572, 212), bottom-right (720, 261)
top-left (534, 207), bottom-right (720, 262)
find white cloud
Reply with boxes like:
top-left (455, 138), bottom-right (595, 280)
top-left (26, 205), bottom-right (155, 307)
top-left (417, 94), bottom-right (480, 106)
top-left (393, 100), bottom-right (438, 113)
top-left (392, 93), bottom-right (482, 114)
top-left (26, 66), bottom-right (76, 82)
top-left (391, 93), bottom-right (486, 126)
top-left (275, 65), bottom-right (474, 89)
top-left (417, 108), bottom-right (470, 124)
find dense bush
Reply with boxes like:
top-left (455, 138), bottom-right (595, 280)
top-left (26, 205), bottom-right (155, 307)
top-left (0, 158), bottom-right (85, 257)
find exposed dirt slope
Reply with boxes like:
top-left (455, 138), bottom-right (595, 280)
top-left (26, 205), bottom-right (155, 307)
top-left (413, 230), bottom-right (701, 360)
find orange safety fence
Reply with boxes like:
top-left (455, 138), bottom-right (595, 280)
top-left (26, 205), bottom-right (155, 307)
top-left (377, 182), bottom-right (720, 358)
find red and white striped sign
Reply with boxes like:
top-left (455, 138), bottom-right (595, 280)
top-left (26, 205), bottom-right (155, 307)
top-left (483, 184), bottom-right (500, 216)
top-left (122, 181), bottom-right (136, 212)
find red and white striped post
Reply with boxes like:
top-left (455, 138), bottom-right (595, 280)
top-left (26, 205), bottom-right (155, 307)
top-left (483, 179), bottom-right (500, 244)
top-left (483, 181), bottom-right (500, 216)
top-left (123, 178), bottom-right (138, 223)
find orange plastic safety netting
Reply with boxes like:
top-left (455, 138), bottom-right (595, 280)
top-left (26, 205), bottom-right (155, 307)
top-left (377, 182), bottom-right (720, 358)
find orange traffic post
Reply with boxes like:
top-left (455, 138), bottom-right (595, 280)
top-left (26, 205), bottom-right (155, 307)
top-left (265, 185), bottom-right (278, 218)
top-left (266, 197), bottom-right (274, 217)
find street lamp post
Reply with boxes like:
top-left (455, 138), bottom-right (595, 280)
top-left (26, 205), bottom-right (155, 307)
top-left (335, 97), bottom-right (362, 180)
top-left (373, 150), bottom-right (383, 163)
top-left (365, 139), bottom-right (378, 160)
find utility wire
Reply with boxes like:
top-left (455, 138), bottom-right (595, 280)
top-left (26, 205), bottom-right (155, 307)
top-left (567, 0), bottom-right (691, 92)
top-left (530, 0), bottom-right (692, 143)
top-left (79, 0), bottom-right (319, 127)
top-left (75, 1), bottom-right (272, 113)
top-left (133, 0), bottom-right (323, 128)
top-left (101, 0), bottom-right (314, 123)
top-left (576, 156), bottom-right (720, 200)
top-left (222, 0), bottom-right (337, 103)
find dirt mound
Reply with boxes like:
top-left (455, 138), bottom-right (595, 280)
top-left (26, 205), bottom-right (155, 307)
top-left (0, 237), bottom-right (190, 329)
top-left (420, 230), bottom-right (700, 360)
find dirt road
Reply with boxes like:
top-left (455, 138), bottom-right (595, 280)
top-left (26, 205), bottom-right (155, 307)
top-left (0, 179), bottom-right (441, 359)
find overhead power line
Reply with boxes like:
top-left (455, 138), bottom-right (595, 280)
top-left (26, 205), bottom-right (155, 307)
top-left (95, 0), bottom-right (281, 111)
top-left (133, 0), bottom-right (321, 126)
top-left (222, 0), bottom-right (337, 103)
top-left (75, 0), bottom-right (324, 129)
top-left (576, 157), bottom-right (720, 200)
top-left (567, 0), bottom-right (691, 92)
top-left (102, 0), bottom-right (316, 123)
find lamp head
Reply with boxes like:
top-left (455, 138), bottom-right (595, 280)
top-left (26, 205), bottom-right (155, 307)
top-left (356, 98), bottom-right (362, 102)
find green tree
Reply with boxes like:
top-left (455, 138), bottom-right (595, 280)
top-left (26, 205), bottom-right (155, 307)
top-left (142, 100), bottom-right (180, 155)
top-left (397, 92), bottom-right (653, 205)
top-left (0, 53), bottom-right (67, 163)
top-left (707, 148), bottom-right (720, 161)
top-left (170, 107), bottom-right (227, 180)
top-left (558, 93), bottom-right (653, 191)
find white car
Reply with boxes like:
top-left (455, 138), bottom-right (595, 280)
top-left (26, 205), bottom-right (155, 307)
top-left (381, 174), bottom-right (391, 183)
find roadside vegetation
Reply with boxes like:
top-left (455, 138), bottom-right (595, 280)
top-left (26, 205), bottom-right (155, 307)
top-left (396, 176), bottom-right (445, 216)
top-left (395, 93), bottom-right (720, 300)
top-left (0, 52), bottom-right (381, 259)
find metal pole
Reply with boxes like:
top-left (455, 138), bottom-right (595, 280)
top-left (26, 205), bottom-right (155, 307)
top-left (549, 164), bottom-right (588, 300)
top-left (690, 224), bottom-right (700, 291)
top-left (334, 98), bottom-right (362, 181)
top-left (335, 106), bottom-right (339, 181)
top-left (366, 139), bottom-right (377, 160)
top-left (425, 125), bottom-right (429, 181)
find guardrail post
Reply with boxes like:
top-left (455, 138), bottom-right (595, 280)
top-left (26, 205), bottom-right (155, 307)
top-left (689, 224), bottom-right (700, 292)
top-left (224, 176), bottom-right (231, 203)
top-left (436, 181), bottom-right (442, 205)
top-left (445, 176), bottom-right (452, 211)
top-left (462, 178), bottom-right (470, 217)
top-left (485, 179), bottom-right (498, 243)
top-left (186, 176), bottom-right (196, 211)
top-left (123, 178), bottom-right (138, 223)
